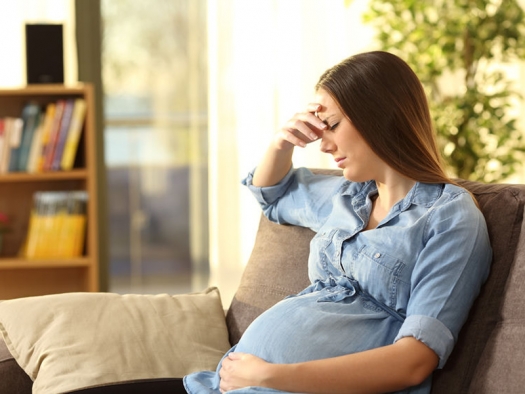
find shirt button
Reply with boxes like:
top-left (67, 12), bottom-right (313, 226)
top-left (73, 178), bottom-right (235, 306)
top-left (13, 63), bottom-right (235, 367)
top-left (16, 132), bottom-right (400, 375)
top-left (374, 253), bottom-right (381, 258)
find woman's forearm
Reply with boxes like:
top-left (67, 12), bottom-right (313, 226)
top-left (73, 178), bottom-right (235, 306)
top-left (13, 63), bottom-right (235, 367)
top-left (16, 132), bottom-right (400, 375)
top-left (252, 145), bottom-right (294, 187)
top-left (261, 337), bottom-right (438, 394)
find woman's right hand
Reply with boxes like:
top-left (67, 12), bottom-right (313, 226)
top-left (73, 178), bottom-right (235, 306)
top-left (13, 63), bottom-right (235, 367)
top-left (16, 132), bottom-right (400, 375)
top-left (252, 104), bottom-right (328, 187)
top-left (273, 103), bottom-right (328, 151)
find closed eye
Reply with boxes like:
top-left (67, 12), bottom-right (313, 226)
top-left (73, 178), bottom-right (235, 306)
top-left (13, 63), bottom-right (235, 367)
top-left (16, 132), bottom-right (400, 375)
top-left (329, 122), bottom-right (339, 131)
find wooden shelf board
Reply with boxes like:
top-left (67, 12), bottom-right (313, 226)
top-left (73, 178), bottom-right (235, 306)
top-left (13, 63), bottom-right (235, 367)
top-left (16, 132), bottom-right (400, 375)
top-left (0, 84), bottom-right (90, 96)
top-left (0, 257), bottom-right (90, 269)
top-left (0, 169), bottom-right (88, 183)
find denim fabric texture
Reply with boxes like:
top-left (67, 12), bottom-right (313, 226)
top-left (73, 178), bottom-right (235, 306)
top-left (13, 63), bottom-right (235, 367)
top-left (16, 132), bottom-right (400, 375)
top-left (184, 167), bottom-right (492, 394)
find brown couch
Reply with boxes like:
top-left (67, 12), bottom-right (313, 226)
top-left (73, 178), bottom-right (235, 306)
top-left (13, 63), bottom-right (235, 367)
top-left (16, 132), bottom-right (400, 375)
top-left (2, 175), bottom-right (525, 393)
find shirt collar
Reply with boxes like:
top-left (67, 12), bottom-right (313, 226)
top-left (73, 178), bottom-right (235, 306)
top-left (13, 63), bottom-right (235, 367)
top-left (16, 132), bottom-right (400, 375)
top-left (404, 182), bottom-right (444, 209)
top-left (343, 180), bottom-right (444, 210)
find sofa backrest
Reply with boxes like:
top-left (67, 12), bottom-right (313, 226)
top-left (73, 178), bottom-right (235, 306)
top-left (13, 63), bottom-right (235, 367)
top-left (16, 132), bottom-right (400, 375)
top-left (226, 173), bottom-right (525, 393)
top-left (433, 180), bottom-right (525, 393)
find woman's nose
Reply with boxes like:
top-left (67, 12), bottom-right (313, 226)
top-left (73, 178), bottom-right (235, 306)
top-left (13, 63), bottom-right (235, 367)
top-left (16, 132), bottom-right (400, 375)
top-left (320, 134), bottom-right (335, 153)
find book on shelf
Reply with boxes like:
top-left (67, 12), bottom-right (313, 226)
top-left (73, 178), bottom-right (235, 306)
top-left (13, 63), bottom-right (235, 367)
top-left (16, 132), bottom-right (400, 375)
top-left (34, 103), bottom-right (56, 173)
top-left (61, 98), bottom-right (87, 171)
top-left (22, 190), bottom-right (88, 259)
top-left (42, 99), bottom-right (66, 171)
top-left (50, 98), bottom-right (74, 171)
top-left (16, 102), bottom-right (41, 172)
top-left (26, 110), bottom-right (46, 173)
top-left (0, 118), bottom-right (23, 174)
top-left (0, 118), bottom-right (12, 173)
top-left (6, 102), bottom-right (39, 172)
top-left (0, 119), bottom-right (5, 171)
top-left (0, 97), bottom-right (86, 174)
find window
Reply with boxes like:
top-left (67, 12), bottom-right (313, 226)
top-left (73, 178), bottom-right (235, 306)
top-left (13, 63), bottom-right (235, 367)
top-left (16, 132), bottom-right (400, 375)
top-left (101, 0), bottom-right (208, 294)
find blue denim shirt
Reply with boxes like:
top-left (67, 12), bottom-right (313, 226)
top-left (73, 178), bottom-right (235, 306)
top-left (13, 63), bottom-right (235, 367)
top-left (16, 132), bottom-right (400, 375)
top-left (242, 167), bottom-right (491, 368)
top-left (184, 167), bottom-right (492, 394)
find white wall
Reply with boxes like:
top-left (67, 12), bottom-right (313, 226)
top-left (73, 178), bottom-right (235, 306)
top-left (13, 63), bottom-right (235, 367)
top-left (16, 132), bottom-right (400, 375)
top-left (0, 0), bottom-right (77, 87)
top-left (207, 0), bottom-right (376, 307)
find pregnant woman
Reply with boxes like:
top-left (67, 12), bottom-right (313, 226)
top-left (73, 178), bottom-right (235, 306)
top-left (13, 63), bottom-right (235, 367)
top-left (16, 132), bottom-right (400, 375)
top-left (184, 51), bottom-right (492, 394)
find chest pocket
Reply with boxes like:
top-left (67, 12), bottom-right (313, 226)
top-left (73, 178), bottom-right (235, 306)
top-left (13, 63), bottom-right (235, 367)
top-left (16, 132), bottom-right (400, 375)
top-left (350, 245), bottom-right (407, 310)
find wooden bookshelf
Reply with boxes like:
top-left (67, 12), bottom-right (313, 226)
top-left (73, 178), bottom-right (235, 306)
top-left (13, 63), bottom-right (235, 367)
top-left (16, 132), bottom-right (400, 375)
top-left (0, 84), bottom-right (99, 299)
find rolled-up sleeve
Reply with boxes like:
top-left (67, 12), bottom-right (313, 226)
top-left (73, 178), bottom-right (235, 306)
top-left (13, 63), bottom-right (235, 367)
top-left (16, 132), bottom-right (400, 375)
top-left (395, 315), bottom-right (454, 369)
top-left (242, 167), bottom-right (346, 231)
top-left (241, 166), bottom-right (295, 206)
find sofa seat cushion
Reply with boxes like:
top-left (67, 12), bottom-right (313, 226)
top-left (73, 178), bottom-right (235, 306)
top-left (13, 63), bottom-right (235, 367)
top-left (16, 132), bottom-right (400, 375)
top-left (0, 337), bottom-right (12, 363)
top-left (0, 338), bottom-right (33, 394)
top-left (0, 287), bottom-right (231, 394)
top-left (67, 377), bottom-right (187, 394)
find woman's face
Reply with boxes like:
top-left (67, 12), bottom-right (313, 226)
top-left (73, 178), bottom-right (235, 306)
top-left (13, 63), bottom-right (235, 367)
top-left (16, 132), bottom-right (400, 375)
top-left (315, 89), bottom-right (384, 182)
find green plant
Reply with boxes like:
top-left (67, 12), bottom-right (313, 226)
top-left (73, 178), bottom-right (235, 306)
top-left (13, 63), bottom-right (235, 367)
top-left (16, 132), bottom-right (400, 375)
top-left (363, 0), bottom-right (525, 182)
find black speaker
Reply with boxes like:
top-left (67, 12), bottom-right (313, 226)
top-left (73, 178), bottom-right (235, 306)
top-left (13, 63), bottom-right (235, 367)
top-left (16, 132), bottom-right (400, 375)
top-left (25, 24), bottom-right (64, 84)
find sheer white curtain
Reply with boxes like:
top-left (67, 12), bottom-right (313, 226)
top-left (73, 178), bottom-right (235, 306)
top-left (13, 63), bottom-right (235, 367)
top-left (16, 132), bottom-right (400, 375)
top-left (207, 0), bottom-right (375, 306)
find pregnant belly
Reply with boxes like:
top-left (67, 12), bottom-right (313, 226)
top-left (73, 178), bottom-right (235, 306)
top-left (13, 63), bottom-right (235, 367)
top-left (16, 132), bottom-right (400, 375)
top-left (234, 289), bottom-right (402, 364)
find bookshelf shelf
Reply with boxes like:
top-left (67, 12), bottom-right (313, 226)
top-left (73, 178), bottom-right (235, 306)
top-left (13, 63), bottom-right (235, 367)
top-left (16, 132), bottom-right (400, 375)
top-left (0, 169), bottom-right (88, 183)
top-left (0, 84), bottom-right (99, 299)
top-left (0, 257), bottom-right (90, 269)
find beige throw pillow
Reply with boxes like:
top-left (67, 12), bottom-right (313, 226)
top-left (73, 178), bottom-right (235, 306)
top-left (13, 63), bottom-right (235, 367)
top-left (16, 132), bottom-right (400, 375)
top-left (0, 287), bottom-right (230, 394)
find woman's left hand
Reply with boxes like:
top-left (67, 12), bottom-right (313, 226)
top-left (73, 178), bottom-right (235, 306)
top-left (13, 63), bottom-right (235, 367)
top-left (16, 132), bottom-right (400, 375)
top-left (219, 352), bottom-right (271, 392)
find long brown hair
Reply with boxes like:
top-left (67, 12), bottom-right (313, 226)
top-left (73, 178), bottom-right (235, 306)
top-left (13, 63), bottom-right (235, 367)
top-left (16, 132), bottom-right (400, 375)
top-left (316, 51), bottom-right (452, 185)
